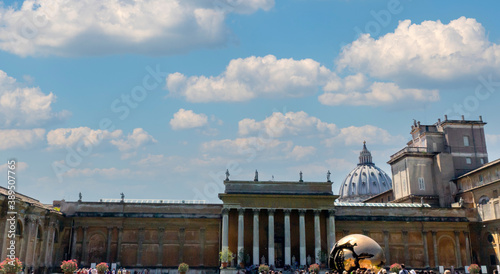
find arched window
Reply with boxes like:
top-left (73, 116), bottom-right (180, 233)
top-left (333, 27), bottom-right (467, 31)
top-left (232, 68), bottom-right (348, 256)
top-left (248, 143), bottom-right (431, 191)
top-left (478, 195), bottom-right (490, 205)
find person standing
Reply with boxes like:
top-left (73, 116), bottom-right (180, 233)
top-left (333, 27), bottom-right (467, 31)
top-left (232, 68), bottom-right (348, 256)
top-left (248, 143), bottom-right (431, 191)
top-left (399, 265), bottom-right (409, 274)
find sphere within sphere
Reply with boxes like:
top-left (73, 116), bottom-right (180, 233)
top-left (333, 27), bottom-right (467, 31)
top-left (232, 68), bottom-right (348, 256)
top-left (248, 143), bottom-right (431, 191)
top-left (329, 234), bottom-right (386, 272)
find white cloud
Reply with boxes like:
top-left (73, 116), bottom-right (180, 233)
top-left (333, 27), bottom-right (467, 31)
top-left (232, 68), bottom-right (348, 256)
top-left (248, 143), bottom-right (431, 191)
top-left (64, 167), bottom-right (131, 178)
top-left (167, 55), bottom-right (440, 107)
top-left (0, 128), bottom-right (45, 150)
top-left (47, 127), bottom-right (155, 159)
top-left (166, 55), bottom-right (335, 102)
top-left (110, 128), bottom-right (157, 151)
top-left (238, 111), bottom-right (338, 137)
top-left (337, 17), bottom-right (500, 82)
top-left (324, 125), bottom-right (404, 147)
top-left (0, 70), bottom-right (69, 127)
top-left (319, 81), bottom-right (439, 106)
top-left (132, 154), bottom-right (168, 167)
top-left (487, 134), bottom-right (500, 145)
top-left (47, 127), bottom-right (122, 148)
top-left (201, 137), bottom-right (293, 156)
top-left (0, 0), bottom-right (274, 57)
top-left (287, 145), bottom-right (316, 160)
top-left (170, 108), bottom-right (208, 130)
top-left (0, 161), bottom-right (28, 172)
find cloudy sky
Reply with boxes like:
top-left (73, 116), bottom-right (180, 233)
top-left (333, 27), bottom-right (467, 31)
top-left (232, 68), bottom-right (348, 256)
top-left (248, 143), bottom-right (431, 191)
top-left (1, 0), bottom-right (500, 204)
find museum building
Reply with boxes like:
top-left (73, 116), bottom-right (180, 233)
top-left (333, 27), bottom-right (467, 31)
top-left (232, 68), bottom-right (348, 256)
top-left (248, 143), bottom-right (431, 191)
top-left (1, 116), bottom-right (500, 274)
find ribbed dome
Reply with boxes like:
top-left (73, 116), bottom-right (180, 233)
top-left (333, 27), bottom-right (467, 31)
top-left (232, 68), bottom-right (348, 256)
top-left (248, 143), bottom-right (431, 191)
top-left (339, 142), bottom-right (392, 202)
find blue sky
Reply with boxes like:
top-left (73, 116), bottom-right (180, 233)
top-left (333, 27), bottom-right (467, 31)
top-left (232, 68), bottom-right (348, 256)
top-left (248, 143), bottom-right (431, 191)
top-left (1, 0), bottom-right (500, 204)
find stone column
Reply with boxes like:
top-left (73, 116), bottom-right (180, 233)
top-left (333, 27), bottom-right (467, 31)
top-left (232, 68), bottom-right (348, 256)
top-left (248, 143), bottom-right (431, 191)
top-left (464, 231), bottom-right (471, 265)
top-left (39, 223), bottom-right (50, 267)
top-left (48, 224), bottom-right (56, 267)
top-left (314, 210), bottom-right (321, 264)
top-left (268, 209), bottom-right (275, 266)
top-left (81, 226), bottom-right (88, 265)
top-left (47, 223), bottom-right (56, 267)
top-left (31, 219), bottom-right (39, 268)
top-left (157, 227), bottom-right (165, 266)
top-left (284, 209), bottom-right (291, 266)
top-left (432, 231), bottom-right (438, 268)
top-left (383, 231), bottom-right (390, 264)
top-left (21, 217), bottom-right (34, 263)
top-left (327, 210), bottom-right (336, 252)
top-left (454, 231), bottom-right (462, 267)
top-left (137, 228), bottom-right (145, 266)
top-left (116, 227), bottom-right (123, 264)
top-left (222, 208), bottom-right (229, 251)
top-left (402, 230), bottom-right (409, 265)
top-left (299, 209), bottom-right (306, 266)
top-left (422, 231), bottom-right (430, 268)
top-left (0, 217), bottom-right (9, 261)
top-left (42, 223), bottom-right (52, 267)
top-left (253, 209), bottom-right (260, 265)
top-left (199, 228), bottom-right (205, 266)
top-left (238, 209), bottom-right (245, 264)
top-left (106, 227), bottom-right (113, 262)
top-left (70, 226), bottom-right (78, 259)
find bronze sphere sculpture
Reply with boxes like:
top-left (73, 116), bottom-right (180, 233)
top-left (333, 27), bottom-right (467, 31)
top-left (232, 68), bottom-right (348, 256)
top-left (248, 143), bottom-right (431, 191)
top-left (329, 234), bottom-right (386, 272)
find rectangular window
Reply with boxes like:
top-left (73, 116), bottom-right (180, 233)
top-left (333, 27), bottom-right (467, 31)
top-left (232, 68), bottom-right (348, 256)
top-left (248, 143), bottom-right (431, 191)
top-left (463, 136), bottom-right (470, 146)
top-left (418, 177), bottom-right (425, 190)
top-left (479, 175), bottom-right (484, 184)
top-left (480, 158), bottom-right (485, 165)
top-left (466, 157), bottom-right (472, 164)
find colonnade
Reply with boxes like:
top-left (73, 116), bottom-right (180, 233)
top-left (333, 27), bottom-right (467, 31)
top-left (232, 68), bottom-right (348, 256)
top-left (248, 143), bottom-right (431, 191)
top-left (221, 208), bottom-right (336, 266)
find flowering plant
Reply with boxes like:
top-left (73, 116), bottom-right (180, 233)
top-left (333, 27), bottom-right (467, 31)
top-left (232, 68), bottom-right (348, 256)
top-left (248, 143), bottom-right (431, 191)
top-left (309, 263), bottom-right (320, 273)
top-left (96, 263), bottom-right (109, 273)
top-left (178, 263), bottom-right (189, 273)
top-left (258, 264), bottom-right (269, 273)
top-left (390, 263), bottom-right (402, 273)
top-left (469, 264), bottom-right (480, 274)
top-left (0, 258), bottom-right (23, 274)
top-left (219, 248), bottom-right (234, 263)
top-left (61, 259), bottom-right (78, 273)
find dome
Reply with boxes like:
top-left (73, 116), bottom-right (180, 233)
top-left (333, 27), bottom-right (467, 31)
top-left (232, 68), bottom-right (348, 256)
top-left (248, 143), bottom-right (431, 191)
top-left (338, 142), bottom-right (392, 202)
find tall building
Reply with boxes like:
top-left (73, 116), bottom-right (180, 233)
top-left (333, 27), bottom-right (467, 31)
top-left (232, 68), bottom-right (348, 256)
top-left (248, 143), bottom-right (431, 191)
top-left (385, 116), bottom-right (487, 207)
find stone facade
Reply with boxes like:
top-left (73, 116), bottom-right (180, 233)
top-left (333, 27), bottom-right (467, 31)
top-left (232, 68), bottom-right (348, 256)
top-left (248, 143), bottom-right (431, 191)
top-left (385, 116), bottom-right (487, 207)
top-left (0, 187), bottom-right (65, 273)
top-left (2, 116), bottom-right (500, 274)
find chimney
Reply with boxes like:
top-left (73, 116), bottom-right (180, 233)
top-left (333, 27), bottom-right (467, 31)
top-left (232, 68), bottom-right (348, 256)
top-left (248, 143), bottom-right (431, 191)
top-left (479, 115), bottom-right (483, 122)
top-left (444, 115), bottom-right (448, 121)
top-left (438, 118), bottom-right (441, 123)
top-left (461, 115), bottom-right (465, 121)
